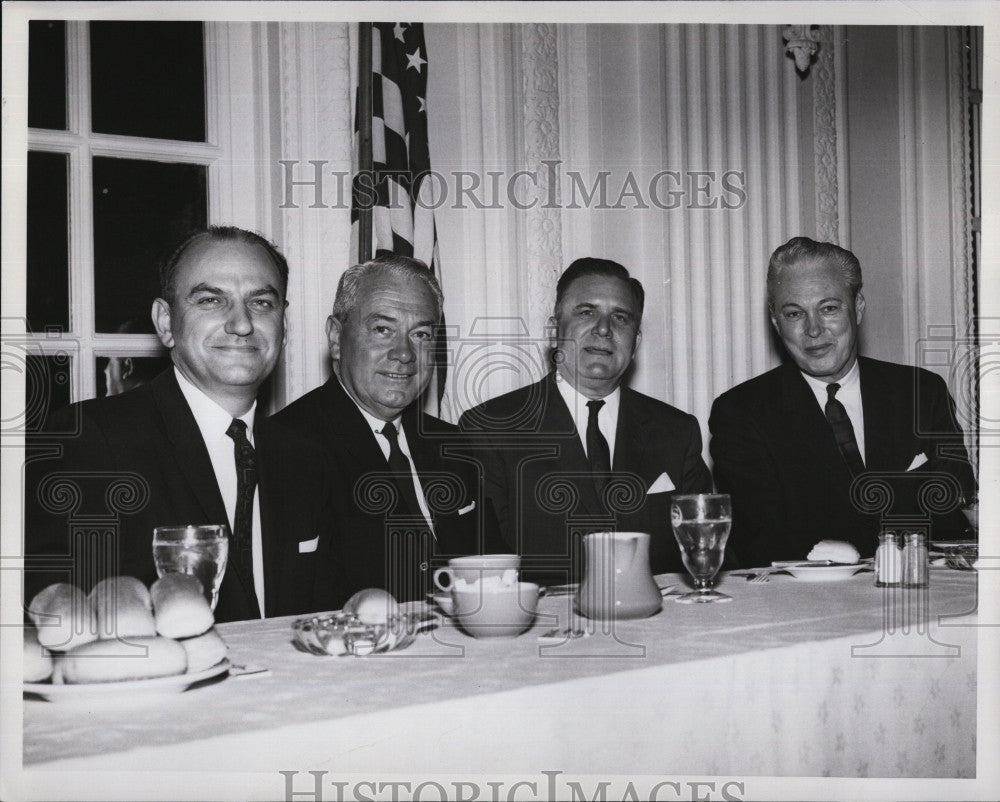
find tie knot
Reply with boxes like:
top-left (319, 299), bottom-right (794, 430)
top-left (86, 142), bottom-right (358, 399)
top-left (380, 423), bottom-right (400, 443)
top-left (587, 399), bottom-right (605, 418)
top-left (226, 418), bottom-right (250, 442)
top-left (826, 382), bottom-right (842, 400)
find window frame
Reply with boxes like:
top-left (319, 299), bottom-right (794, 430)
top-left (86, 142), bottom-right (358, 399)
top-left (26, 21), bottom-right (268, 403)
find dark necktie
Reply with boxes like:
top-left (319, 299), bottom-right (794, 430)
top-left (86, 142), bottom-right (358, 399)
top-left (225, 419), bottom-right (261, 618)
top-left (825, 383), bottom-right (865, 476)
top-left (586, 399), bottom-right (612, 491)
top-left (379, 423), bottom-right (426, 522)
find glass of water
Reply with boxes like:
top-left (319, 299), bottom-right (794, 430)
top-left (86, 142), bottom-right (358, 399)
top-left (152, 525), bottom-right (229, 611)
top-left (670, 494), bottom-right (733, 604)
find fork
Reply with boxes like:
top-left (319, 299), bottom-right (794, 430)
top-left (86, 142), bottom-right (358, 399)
top-left (747, 568), bottom-right (782, 584)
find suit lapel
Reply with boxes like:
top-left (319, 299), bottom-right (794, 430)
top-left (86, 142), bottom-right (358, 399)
top-left (254, 419), bottom-right (281, 616)
top-left (321, 379), bottom-right (390, 474)
top-left (612, 386), bottom-right (649, 477)
top-left (779, 363), bottom-right (851, 479)
top-left (149, 371), bottom-right (229, 525)
top-left (541, 374), bottom-right (603, 517)
top-left (858, 358), bottom-right (901, 471)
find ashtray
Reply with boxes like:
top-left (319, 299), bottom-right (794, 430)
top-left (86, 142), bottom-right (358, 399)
top-left (292, 610), bottom-right (438, 656)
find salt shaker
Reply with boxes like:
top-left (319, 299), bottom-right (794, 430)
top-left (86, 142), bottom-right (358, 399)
top-left (902, 532), bottom-right (929, 587)
top-left (875, 531), bottom-right (902, 587)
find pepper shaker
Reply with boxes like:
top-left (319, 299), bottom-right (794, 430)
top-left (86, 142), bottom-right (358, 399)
top-left (902, 532), bottom-right (929, 588)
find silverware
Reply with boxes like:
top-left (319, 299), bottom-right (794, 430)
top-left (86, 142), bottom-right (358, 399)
top-left (537, 627), bottom-right (588, 642)
top-left (539, 584), bottom-right (578, 598)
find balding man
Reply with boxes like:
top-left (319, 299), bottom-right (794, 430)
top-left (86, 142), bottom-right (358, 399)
top-left (26, 227), bottom-right (333, 621)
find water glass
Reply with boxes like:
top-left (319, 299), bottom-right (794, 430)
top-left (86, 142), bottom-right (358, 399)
top-left (670, 493), bottom-right (732, 603)
top-left (152, 525), bottom-right (229, 611)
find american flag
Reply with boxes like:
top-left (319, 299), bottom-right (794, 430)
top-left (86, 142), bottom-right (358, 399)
top-left (352, 22), bottom-right (450, 420)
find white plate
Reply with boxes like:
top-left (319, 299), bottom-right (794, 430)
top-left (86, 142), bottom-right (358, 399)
top-left (24, 660), bottom-right (229, 704)
top-left (776, 562), bottom-right (866, 582)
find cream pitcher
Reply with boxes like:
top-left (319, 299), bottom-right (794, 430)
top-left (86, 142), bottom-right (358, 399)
top-left (575, 532), bottom-right (662, 620)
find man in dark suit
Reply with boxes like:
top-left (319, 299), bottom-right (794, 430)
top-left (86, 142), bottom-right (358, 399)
top-left (709, 237), bottom-right (975, 567)
top-left (25, 227), bottom-right (333, 622)
top-left (460, 258), bottom-right (713, 585)
top-left (273, 254), bottom-right (496, 607)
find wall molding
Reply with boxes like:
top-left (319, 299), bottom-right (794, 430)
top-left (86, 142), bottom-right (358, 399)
top-left (517, 23), bottom-right (563, 345)
top-left (812, 25), bottom-right (847, 245)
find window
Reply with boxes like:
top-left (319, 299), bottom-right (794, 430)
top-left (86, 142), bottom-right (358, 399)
top-left (25, 20), bottom-right (265, 419)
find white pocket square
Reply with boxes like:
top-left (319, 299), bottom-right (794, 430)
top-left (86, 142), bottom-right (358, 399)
top-left (298, 536), bottom-right (319, 554)
top-left (647, 473), bottom-right (676, 494)
top-left (458, 501), bottom-right (476, 516)
top-left (906, 453), bottom-right (929, 471)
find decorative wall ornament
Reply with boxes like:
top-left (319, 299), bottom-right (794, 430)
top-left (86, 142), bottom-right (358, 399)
top-left (518, 23), bottom-right (564, 344)
top-left (783, 25), bottom-right (821, 75)
top-left (812, 26), bottom-right (847, 245)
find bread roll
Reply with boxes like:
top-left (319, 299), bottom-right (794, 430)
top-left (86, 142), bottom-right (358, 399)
top-left (180, 627), bottom-right (228, 672)
top-left (151, 574), bottom-right (214, 638)
top-left (89, 576), bottom-right (156, 639)
top-left (23, 626), bottom-right (53, 682)
top-left (60, 636), bottom-right (187, 684)
top-left (343, 588), bottom-right (399, 624)
top-left (808, 540), bottom-right (861, 564)
top-left (27, 583), bottom-right (98, 652)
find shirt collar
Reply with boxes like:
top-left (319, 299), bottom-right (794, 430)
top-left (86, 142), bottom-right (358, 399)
top-left (554, 371), bottom-right (622, 420)
top-left (800, 358), bottom-right (860, 397)
top-left (337, 378), bottom-right (401, 436)
top-left (174, 367), bottom-right (256, 435)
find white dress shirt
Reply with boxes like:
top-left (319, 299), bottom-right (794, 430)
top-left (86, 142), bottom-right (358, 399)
top-left (554, 372), bottom-right (621, 465)
top-left (174, 368), bottom-right (265, 615)
top-left (341, 382), bottom-right (435, 534)
top-left (801, 359), bottom-right (866, 464)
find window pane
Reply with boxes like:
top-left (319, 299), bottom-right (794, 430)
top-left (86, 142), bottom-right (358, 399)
top-left (25, 354), bottom-right (72, 432)
top-left (27, 151), bottom-right (70, 333)
top-left (96, 355), bottom-right (172, 398)
top-left (93, 157), bottom-right (207, 333)
top-left (90, 21), bottom-right (205, 142)
top-left (29, 21), bottom-right (67, 130)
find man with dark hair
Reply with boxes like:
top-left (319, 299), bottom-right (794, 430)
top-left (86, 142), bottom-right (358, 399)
top-left (709, 236), bottom-right (976, 567)
top-left (274, 253), bottom-right (499, 606)
top-left (26, 226), bottom-right (333, 622)
top-left (460, 257), bottom-right (712, 585)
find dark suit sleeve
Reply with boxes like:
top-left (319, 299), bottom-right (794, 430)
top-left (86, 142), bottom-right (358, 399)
top-left (919, 370), bottom-right (977, 537)
top-left (923, 371), bottom-right (976, 487)
top-left (709, 395), bottom-right (790, 568)
top-left (24, 403), bottom-right (114, 603)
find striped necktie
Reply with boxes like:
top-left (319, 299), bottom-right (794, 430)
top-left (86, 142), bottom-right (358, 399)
top-left (824, 383), bottom-right (865, 476)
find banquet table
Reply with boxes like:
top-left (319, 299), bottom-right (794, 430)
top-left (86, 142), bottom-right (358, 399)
top-left (21, 569), bottom-right (981, 784)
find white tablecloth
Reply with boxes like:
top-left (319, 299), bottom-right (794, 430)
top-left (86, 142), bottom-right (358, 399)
top-left (19, 570), bottom-right (982, 787)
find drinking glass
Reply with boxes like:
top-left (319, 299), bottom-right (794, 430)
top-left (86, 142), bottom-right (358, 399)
top-left (152, 525), bottom-right (229, 611)
top-left (959, 491), bottom-right (978, 535)
top-left (670, 493), bottom-right (732, 604)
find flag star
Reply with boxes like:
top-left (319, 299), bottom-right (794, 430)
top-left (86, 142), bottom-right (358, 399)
top-left (393, 23), bottom-right (407, 42)
top-left (406, 47), bottom-right (427, 73)
top-left (417, 96), bottom-right (426, 113)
